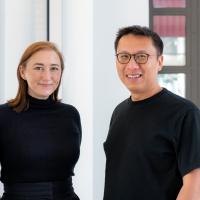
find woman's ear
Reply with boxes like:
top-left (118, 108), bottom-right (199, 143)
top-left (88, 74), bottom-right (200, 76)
top-left (19, 65), bottom-right (26, 80)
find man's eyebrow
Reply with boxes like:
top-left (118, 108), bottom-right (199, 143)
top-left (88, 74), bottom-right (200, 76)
top-left (117, 50), bottom-right (149, 54)
top-left (133, 50), bottom-right (149, 54)
top-left (50, 64), bottom-right (60, 67)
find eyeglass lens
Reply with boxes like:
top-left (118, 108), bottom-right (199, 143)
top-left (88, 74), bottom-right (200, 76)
top-left (117, 53), bottom-right (148, 64)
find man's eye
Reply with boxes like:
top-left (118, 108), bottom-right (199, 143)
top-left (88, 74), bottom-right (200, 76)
top-left (120, 54), bottom-right (129, 59)
top-left (51, 67), bottom-right (59, 71)
top-left (135, 54), bottom-right (147, 61)
top-left (137, 54), bottom-right (146, 58)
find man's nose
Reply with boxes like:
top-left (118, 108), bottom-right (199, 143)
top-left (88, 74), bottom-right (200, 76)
top-left (126, 57), bottom-right (140, 69)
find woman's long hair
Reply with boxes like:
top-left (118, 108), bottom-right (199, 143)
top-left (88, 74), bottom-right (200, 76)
top-left (8, 41), bottom-right (64, 112)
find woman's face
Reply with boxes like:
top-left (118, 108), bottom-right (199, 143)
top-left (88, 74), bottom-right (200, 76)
top-left (20, 49), bottom-right (62, 99)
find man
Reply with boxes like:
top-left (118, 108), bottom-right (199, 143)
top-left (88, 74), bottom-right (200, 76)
top-left (103, 25), bottom-right (200, 200)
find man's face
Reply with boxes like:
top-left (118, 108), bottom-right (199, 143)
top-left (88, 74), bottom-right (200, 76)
top-left (116, 34), bottom-right (163, 100)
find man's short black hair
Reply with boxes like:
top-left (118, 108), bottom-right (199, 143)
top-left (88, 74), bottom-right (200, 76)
top-left (114, 25), bottom-right (163, 56)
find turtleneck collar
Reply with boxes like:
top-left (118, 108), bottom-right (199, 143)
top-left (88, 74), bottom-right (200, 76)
top-left (28, 95), bottom-right (56, 109)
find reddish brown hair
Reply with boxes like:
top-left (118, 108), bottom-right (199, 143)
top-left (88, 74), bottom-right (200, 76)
top-left (8, 41), bottom-right (64, 112)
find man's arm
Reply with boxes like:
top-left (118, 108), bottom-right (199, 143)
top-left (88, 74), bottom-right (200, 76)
top-left (176, 168), bottom-right (200, 200)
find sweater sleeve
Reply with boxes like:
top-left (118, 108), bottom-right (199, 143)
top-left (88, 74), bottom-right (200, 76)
top-left (177, 107), bottom-right (200, 176)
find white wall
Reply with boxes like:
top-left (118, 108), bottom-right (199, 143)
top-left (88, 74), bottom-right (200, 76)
top-left (0, 0), bottom-right (47, 102)
top-left (0, 0), bottom-right (5, 104)
top-left (93, 0), bottom-right (149, 199)
top-left (0, 0), bottom-right (5, 193)
top-left (0, 0), bottom-right (47, 194)
top-left (61, 1), bottom-right (93, 200)
top-left (0, 0), bottom-right (149, 199)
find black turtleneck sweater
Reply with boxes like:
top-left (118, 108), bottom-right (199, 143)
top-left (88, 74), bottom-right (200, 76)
top-left (0, 96), bottom-right (81, 184)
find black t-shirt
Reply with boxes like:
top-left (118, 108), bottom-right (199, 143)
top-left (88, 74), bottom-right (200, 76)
top-left (103, 88), bottom-right (200, 200)
top-left (0, 95), bottom-right (81, 183)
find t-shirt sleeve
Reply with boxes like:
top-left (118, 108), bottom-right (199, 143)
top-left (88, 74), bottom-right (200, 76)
top-left (177, 107), bottom-right (200, 176)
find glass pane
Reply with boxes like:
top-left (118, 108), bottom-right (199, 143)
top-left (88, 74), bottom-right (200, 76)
top-left (162, 37), bottom-right (185, 66)
top-left (154, 16), bottom-right (185, 37)
top-left (153, 16), bottom-right (185, 66)
top-left (153, 0), bottom-right (186, 8)
top-left (158, 73), bottom-right (185, 97)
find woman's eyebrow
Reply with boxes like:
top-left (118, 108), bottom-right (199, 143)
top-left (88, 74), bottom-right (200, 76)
top-left (33, 63), bottom-right (44, 66)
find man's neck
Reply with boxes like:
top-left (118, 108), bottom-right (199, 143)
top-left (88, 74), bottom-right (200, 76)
top-left (131, 86), bottom-right (163, 101)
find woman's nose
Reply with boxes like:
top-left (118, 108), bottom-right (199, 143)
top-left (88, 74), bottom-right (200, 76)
top-left (41, 69), bottom-right (52, 80)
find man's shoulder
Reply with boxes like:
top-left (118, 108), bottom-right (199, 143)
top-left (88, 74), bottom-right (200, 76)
top-left (110, 98), bottom-right (131, 120)
top-left (114, 97), bottom-right (130, 110)
top-left (163, 88), bottom-right (199, 112)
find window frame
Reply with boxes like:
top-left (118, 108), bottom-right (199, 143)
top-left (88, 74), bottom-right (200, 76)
top-left (149, 0), bottom-right (200, 107)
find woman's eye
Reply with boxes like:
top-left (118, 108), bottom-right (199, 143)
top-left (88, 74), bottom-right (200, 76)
top-left (34, 66), bottom-right (43, 70)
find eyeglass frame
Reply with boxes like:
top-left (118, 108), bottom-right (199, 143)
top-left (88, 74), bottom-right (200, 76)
top-left (115, 52), bottom-right (158, 65)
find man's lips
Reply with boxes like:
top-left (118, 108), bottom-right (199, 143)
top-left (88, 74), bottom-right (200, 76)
top-left (126, 74), bottom-right (142, 79)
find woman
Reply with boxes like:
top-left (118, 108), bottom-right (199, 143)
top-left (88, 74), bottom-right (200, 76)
top-left (0, 41), bottom-right (81, 200)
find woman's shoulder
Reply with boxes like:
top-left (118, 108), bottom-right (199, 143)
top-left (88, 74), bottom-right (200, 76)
top-left (56, 102), bottom-right (80, 115)
top-left (0, 103), bottom-right (14, 121)
top-left (0, 103), bottom-right (11, 112)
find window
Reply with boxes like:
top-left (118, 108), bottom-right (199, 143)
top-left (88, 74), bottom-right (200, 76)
top-left (153, 0), bottom-right (186, 8)
top-left (150, 0), bottom-right (200, 107)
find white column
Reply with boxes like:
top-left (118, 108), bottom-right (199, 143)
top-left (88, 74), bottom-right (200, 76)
top-left (49, 0), bottom-right (62, 46)
top-left (0, 0), bottom-right (47, 195)
top-left (0, 3), bottom-right (5, 195)
top-left (0, 0), bottom-right (5, 103)
top-left (61, 1), bottom-right (93, 200)
top-left (4, 0), bottom-right (47, 101)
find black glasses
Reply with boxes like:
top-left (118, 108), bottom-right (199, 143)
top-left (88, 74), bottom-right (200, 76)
top-left (116, 52), bottom-right (151, 64)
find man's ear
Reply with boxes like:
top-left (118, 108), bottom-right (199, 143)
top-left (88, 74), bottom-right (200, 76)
top-left (19, 65), bottom-right (26, 80)
top-left (158, 55), bottom-right (164, 72)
